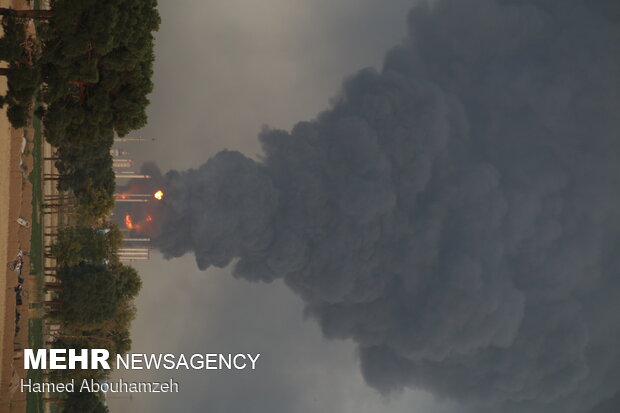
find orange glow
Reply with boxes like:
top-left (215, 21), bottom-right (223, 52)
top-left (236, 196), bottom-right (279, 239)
top-left (145, 215), bottom-right (153, 223)
top-left (125, 214), bottom-right (134, 229)
top-left (154, 190), bottom-right (164, 200)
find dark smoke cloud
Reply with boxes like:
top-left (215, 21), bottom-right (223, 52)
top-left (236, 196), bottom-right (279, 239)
top-left (153, 0), bottom-right (620, 411)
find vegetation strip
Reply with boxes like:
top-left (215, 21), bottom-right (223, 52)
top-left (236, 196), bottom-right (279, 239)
top-left (0, 1), bottom-right (160, 411)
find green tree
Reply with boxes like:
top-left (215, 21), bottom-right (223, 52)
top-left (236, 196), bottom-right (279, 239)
top-left (0, 14), bottom-right (24, 62)
top-left (3, 0), bottom-right (160, 132)
top-left (27, 1), bottom-right (160, 219)
top-left (0, 15), bottom-right (40, 128)
top-left (62, 391), bottom-right (108, 413)
top-left (48, 336), bottom-right (109, 383)
top-left (114, 265), bottom-right (142, 301)
top-left (0, 8), bottom-right (54, 20)
top-left (2, 63), bottom-right (40, 127)
top-left (51, 225), bottom-right (123, 266)
top-left (55, 261), bottom-right (142, 329)
top-left (56, 263), bottom-right (120, 328)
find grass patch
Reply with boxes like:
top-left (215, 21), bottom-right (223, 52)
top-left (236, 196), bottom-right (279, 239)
top-left (27, 3), bottom-right (44, 409)
top-left (26, 106), bottom-right (44, 413)
top-left (28, 109), bottom-right (42, 278)
top-left (26, 318), bottom-right (43, 413)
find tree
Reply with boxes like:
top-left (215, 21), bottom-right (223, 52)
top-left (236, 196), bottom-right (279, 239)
top-left (6, 103), bottom-right (29, 127)
top-left (62, 391), bottom-right (108, 413)
top-left (18, 1), bottom-right (161, 219)
top-left (0, 9), bottom-right (54, 20)
top-left (48, 336), bottom-right (110, 383)
top-left (40, 0), bottom-right (160, 136)
top-left (0, 15), bottom-right (23, 62)
top-left (31, 1), bottom-right (160, 219)
top-left (2, 63), bottom-right (40, 127)
top-left (0, 15), bottom-right (40, 128)
top-left (114, 264), bottom-right (142, 300)
top-left (51, 224), bottom-right (123, 266)
top-left (55, 261), bottom-right (142, 330)
top-left (56, 263), bottom-right (120, 328)
top-left (1, 64), bottom-right (39, 127)
top-left (50, 136), bottom-right (116, 221)
top-left (73, 183), bottom-right (116, 224)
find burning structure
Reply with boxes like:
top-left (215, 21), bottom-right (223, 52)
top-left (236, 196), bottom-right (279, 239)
top-left (111, 142), bottom-right (165, 262)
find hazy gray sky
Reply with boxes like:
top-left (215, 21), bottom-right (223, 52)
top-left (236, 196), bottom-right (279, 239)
top-left (110, 1), bottom-right (461, 412)
top-left (125, 0), bottom-right (419, 169)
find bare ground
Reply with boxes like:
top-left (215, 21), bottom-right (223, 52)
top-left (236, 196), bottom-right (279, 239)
top-left (0, 0), bottom-right (37, 411)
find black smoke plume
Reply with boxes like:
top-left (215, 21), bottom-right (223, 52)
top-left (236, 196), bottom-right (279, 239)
top-left (152, 1), bottom-right (620, 411)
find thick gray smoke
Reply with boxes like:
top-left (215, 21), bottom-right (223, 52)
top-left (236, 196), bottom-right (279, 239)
top-left (155, 1), bottom-right (620, 411)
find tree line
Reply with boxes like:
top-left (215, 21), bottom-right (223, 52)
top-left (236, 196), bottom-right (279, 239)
top-left (0, 15), bottom-right (39, 127)
top-left (0, 1), bottom-right (160, 221)
top-left (48, 225), bottom-right (141, 411)
top-left (0, 3), bottom-right (160, 411)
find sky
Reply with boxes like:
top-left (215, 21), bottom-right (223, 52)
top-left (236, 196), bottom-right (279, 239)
top-left (109, 1), bottom-right (620, 412)
top-left (109, 1), bottom-right (461, 412)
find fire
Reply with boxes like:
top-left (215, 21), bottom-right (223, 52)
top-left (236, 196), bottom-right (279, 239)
top-left (145, 215), bottom-right (153, 223)
top-left (154, 190), bottom-right (164, 200)
top-left (125, 214), bottom-right (134, 229)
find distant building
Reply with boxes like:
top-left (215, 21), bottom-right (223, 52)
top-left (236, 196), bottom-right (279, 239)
top-left (113, 159), bottom-right (134, 169)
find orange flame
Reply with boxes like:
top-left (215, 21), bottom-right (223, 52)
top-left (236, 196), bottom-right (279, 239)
top-left (125, 214), bottom-right (134, 229)
top-left (145, 215), bottom-right (153, 223)
top-left (154, 190), bottom-right (164, 200)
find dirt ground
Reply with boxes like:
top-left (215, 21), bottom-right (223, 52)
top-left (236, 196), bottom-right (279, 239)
top-left (0, 0), bottom-right (36, 411)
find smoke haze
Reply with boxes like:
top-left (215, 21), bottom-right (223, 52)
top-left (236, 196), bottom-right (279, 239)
top-left (149, 1), bottom-right (620, 411)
